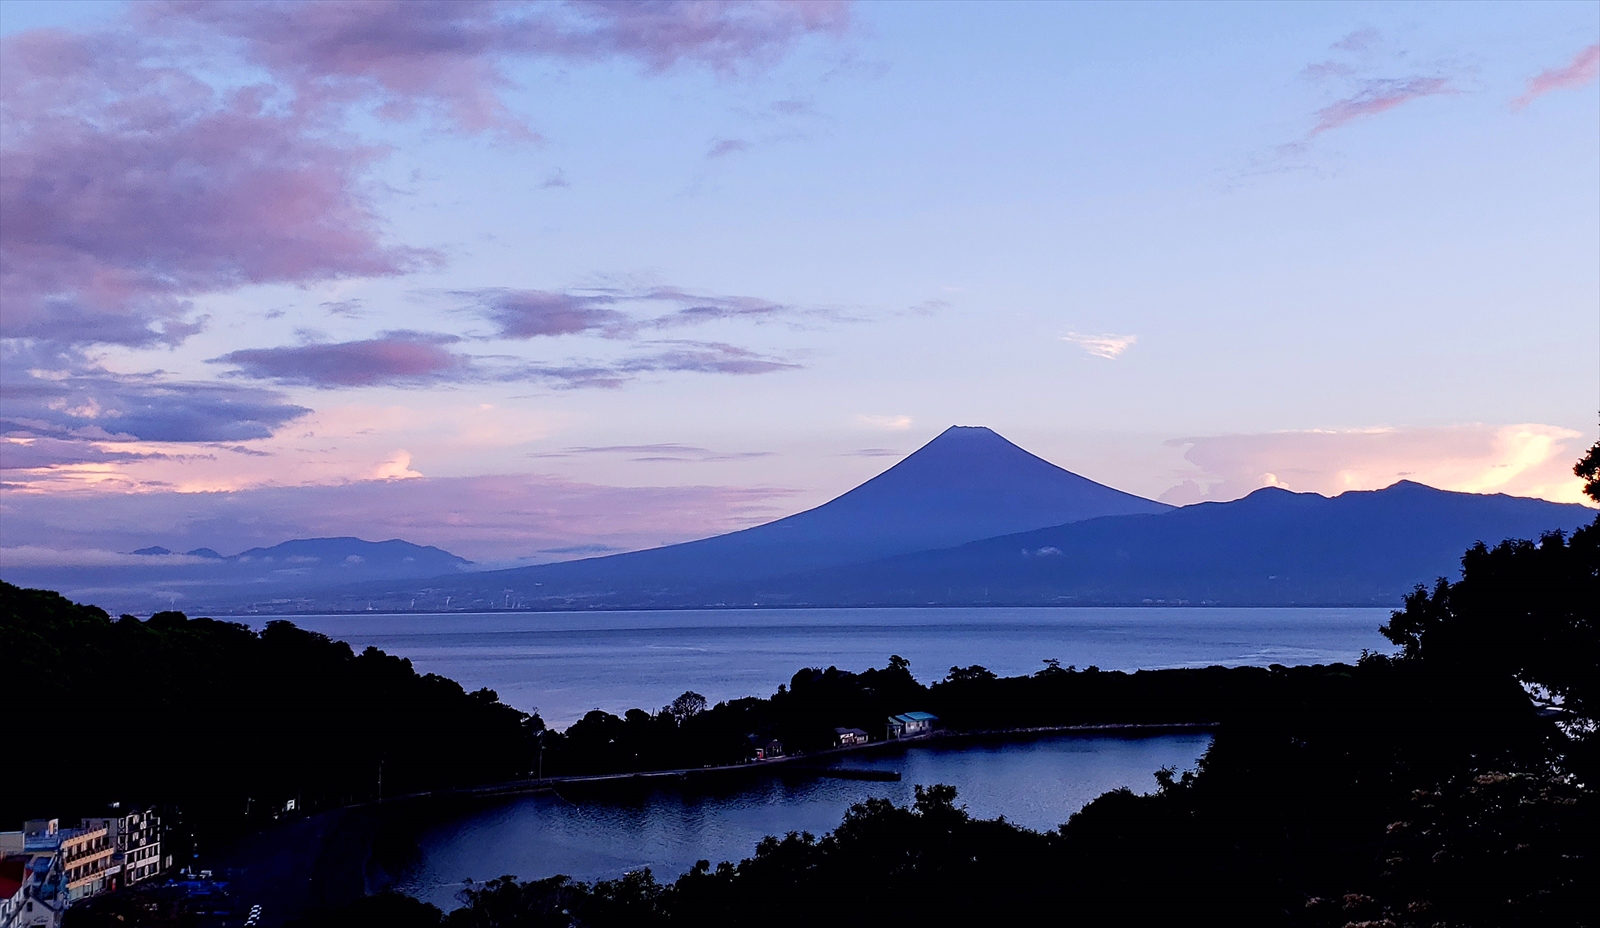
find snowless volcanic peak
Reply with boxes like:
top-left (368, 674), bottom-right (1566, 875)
top-left (488, 424), bottom-right (1172, 583)
top-left (802, 424), bottom-right (1172, 551)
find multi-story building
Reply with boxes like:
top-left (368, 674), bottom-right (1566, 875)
top-left (0, 822), bottom-right (66, 928)
top-left (56, 822), bottom-right (113, 902)
top-left (0, 807), bottom-right (164, 925)
top-left (112, 809), bottom-right (163, 885)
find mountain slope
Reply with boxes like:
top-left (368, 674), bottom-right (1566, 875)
top-left (261, 426), bottom-right (1170, 611)
top-left (727, 481), bottom-right (1596, 606)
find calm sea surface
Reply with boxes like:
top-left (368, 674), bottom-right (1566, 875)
top-left (244, 607), bottom-right (1382, 910)
top-left (260, 607), bottom-right (1390, 727)
top-left (390, 731), bottom-right (1213, 909)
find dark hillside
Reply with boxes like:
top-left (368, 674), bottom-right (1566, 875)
top-left (0, 582), bottom-right (536, 849)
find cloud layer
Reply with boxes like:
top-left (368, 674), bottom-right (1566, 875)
top-left (0, 28), bottom-right (428, 350)
top-left (1, 346), bottom-right (310, 445)
top-left (1161, 424), bottom-right (1592, 507)
top-left (1, 2), bottom-right (847, 481)
top-left (2, 2), bottom-right (849, 351)
top-left (0, 471), bottom-right (803, 564)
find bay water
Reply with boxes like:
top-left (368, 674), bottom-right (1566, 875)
top-left (263, 606), bottom-right (1391, 727)
top-left (243, 607), bottom-right (1385, 909)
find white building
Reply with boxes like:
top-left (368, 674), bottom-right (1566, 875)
top-left (886, 712), bottom-right (938, 739)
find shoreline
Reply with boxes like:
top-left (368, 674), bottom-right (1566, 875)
top-left (335, 721), bottom-right (1220, 809)
top-left (215, 722), bottom-right (1216, 923)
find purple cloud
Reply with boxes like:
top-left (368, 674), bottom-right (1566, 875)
top-left (463, 289), bottom-right (632, 338)
top-left (641, 287), bottom-right (795, 326)
top-left (149, 1), bottom-right (852, 134)
top-left (460, 284), bottom-right (826, 340)
top-left (0, 438), bottom-right (171, 472)
top-left (1, 2), bottom-right (849, 350)
top-left (551, 1), bottom-right (851, 75)
top-left (0, 29), bottom-right (432, 349)
top-left (1513, 43), bottom-right (1600, 109)
top-left (1309, 77), bottom-right (1453, 136)
top-left (707, 138), bottom-right (753, 158)
top-left (214, 332), bottom-right (471, 387)
top-left (619, 340), bottom-right (800, 376)
top-left (1, 351), bottom-right (310, 444)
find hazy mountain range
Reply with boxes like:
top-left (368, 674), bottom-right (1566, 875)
top-left (2, 426), bottom-right (1591, 614)
top-left (0, 537), bottom-right (469, 614)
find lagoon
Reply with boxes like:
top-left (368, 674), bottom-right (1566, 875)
top-left (390, 731), bottom-right (1213, 909)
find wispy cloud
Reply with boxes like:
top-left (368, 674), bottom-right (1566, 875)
top-left (214, 331), bottom-right (800, 391)
top-left (768, 97), bottom-right (817, 117)
top-left (1513, 43), bottom-right (1600, 109)
top-left (617, 340), bottom-right (800, 376)
top-left (530, 443), bottom-right (774, 462)
top-left (321, 300), bottom-right (366, 318)
top-left (1330, 27), bottom-right (1380, 54)
top-left (856, 415), bottom-right (912, 431)
top-left (1309, 77), bottom-right (1453, 136)
top-left (463, 289), bottom-right (632, 339)
top-left (213, 332), bottom-right (471, 388)
top-left (457, 284), bottom-right (837, 340)
top-left (1062, 332), bottom-right (1137, 360)
top-left (1246, 29), bottom-right (1457, 176)
top-left (901, 298), bottom-right (950, 318)
top-left (707, 138), bottom-right (753, 158)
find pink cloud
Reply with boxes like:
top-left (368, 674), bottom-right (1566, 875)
top-left (1309, 76), bottom-right (1452, 136)
top-left (1513, 43), bottom-right (1600, 109)
top-left (0, 471), bottom-right (804, 563)
top-left (2, 2), bottom-right (850, 349)
top-left (214, 332), bottom-right (470, 387)
top-left (1162, 424), bottom-right (1592, 507)
top-left (0, 29), bottom-right (431, 348)
top-left (149, 0), bottom-right (852, 134)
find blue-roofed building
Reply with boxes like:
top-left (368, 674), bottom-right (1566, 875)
top-left (886, 711), bottom-right (938, 740)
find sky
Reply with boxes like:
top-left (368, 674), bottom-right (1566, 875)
top-left (1, 0), bottom-right (1596, 566)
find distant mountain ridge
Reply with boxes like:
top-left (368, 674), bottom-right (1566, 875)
top-left (264, 429), bottom-right (1591, 613)
top-left (7, 426), bottom-right (1591, 614)
top-left (711, 480), bottom-right (1596, 607)
top-left (290, 425), bottom-right (1172, 612)
top-left (0, 537), bottom-right (472, 614)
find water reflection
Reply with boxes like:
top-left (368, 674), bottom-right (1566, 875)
top-left (395, 732), bottom-right (1211, 909)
